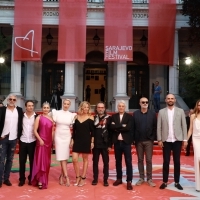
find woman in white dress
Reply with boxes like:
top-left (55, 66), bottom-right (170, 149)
top-left (52, 99), bottom-right (76, 186)
top-left (187, 99), bottom-right (200, 192)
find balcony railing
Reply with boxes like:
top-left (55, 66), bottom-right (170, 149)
top-left (44, 0), bottom-right (184, 3)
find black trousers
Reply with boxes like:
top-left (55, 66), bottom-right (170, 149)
top-left (19, 141), bottom-right (36, 182)
top-left (92, 148), bottom-right (109, 181)
top-left (162, 141), bottom-right (182, 183)
top-left (114, 141), bottom-right (133, 182)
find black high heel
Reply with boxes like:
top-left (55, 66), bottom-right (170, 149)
top-left (59, 174), bottom-right (64, 185)
top-left (63, 176), bottom-right (70, 187)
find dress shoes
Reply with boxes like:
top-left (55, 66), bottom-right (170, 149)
top-left (104, 180), bottom-right (109, 187)
top-left (175, 183), bottom-right (183, 190)
top-left (127, 181), bottom-right (133, 190)
top-left (159, 182), bottom-right (167, 189)
top-left (18, 181), bottom-right (25, 187)
top-left (113, 179), bottom-right (122, 186)
top-left (3, 180), bottom-right (12, 186)
top-left (0, 183), bottom-right (2, 188)
top-left (92, 180), bottom-right (98, 185)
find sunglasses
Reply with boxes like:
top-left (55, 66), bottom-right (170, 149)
top-left (9, 98), bottom-right (16, 102)
top-left (141, 101), bottom-right (148, 104)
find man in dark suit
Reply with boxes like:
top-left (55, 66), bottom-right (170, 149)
top-left (185, 109), bottom-right (194, 156)
top-left (157, 94), bottom-right (187, 190)
top-left (0, 94), bottom-right (23, 188)
top-left (109, 100), bottom-right (133, 190)
top-left (133, 97), bottom-right (157, 187)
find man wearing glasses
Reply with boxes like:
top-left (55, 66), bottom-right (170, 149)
top-left (132, 97), bottom-right (157, 187)
top-left (0, 94), bottom-right (23, 188)
top-left (92, 102), bottom-right (111, 187)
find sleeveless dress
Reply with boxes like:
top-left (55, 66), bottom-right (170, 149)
top-left (52, 109), bottom-right (76, 161)
top-left (192, 118), bottom-right (200, 191)
top-left (31, 115), bottom-right (53, 189)
top-left (72, 118), bottom-right (94, 153)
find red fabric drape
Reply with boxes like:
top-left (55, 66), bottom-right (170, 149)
top-left (104, 0), bottom-right (133, 61)
top-left (14, 0), bottom-right (43, 61)
top-left (148, 0), bottom-right (176, 65)
top-left (58, 0), bottom-right (87, 61)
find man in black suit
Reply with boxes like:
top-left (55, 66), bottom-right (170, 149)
top-left (0, 94), bottom-right (23, 188)
top-left (109, 100), bottom-right (133, 190)
top-left (185, 109), bottom-right (194, 156)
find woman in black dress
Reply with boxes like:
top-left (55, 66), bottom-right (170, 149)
top-left (70, 101), bottom-right (94, 187)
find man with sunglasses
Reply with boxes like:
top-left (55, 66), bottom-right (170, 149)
top-left (0, 94), bottom-right (23, 188)
top-left (132, 97), bottom-right (157, 187)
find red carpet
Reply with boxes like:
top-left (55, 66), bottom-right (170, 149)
top-left (1, 154), bottom-right (199, 200)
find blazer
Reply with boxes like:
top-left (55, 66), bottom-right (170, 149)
top-left (157, 107), bottom-right (187, 142)
top-left (0, 106), bottom-right (24, 139)
top-left (109, 112), bottom-right (133, 146)
top-left (132, 109), bottom-right (157, 143)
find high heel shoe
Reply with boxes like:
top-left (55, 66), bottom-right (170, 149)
top-left (59, 174), bottom-right (64, 185)
top-left (38, 182), bottom-right (42, 189)
top-left (78, 177), bottom-right (86, 187)
top-left (73, 176), bottom-right (81, 186)
top-left (63, 176), bottom-right (70, 187)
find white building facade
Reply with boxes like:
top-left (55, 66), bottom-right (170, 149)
top-left (0, 0), bottom-right (194, 111)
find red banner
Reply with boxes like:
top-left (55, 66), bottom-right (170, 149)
top-left (148, 0), bottom-right (176, 65)
top-left (14, 0), bottom-right (43, 61)
top-left (58, 0), bottom-right (87, 61)
top-left (104, 0), bottom-right (133, 61)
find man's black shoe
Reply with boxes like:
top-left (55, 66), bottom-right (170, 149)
top-left (175, 183), bottom-right (183, 190)
top-left (3, 180), bottom-right (12, 186)
top-left (113, 179), bottom-right (122, 186)
top-left (92, 180), bottom-right (98, 185)
top-left (104, 180), bottom-right (109, 187)
top-left (159, 182), bottom-right (167, 189)
top-left (127, 181), bottom-right (133, 190)
top-left (0, 183), bottom-right (2, 188)
top-left (18, 181), bottom-right (25, 187)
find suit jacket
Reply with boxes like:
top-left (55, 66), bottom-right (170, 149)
top-left (0, 106), bottom-right (24, 139)
top-left (109, 112), bottom-right (133, 146)
top-left (132, 109), bottom-right (157, 143)
top-left (157, 107), bottom-right (187, 142)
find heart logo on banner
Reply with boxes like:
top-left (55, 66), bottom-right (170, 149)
top-left (15, 30), bottom-right (39, 57)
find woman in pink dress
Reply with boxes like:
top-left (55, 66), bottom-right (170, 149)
top-left (31, 102), bottom-right (54, 189)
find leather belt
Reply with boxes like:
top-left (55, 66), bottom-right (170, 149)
top-left (0, 134), bottom-right (9, 140)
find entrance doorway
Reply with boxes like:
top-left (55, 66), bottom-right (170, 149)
top-left (84, 65), bottom-right (107, 105)
top-left (127, 65), bottom-right (149, 109)
top-left (41, 64), bottom-right (65, 105)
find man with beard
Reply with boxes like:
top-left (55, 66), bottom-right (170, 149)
top-left (133, 97), bottom-right (157, 187)
top-left (0, 94), bottom-right (23, 188)
top-left (92, 102), bottom-right (111, 186)
top-left (157, 94), bottom-right (187, 190)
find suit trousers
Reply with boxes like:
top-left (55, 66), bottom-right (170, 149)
top-left (19, 140), bottom-right (36, 182)
top-left (92, 148), bottom-right (109, 181)
top-left (135, 140), bottom-right (153, 180)
top-left (162, 141), bottom-right (182, 183)
top-left (114, 140), bottom-right (133, 182)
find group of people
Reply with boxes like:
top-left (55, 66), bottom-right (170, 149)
top-left (0, 93), bottom-right (200, 193)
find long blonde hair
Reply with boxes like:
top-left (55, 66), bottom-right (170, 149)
top-left (193, 99), bottom-right (200, 118)
top-left (77, 101), bottom-right (92, 115)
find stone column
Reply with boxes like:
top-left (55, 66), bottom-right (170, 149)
top-left (62, 62), bottom-right (76, 112)
top-left (169, 29), bottom-right (179, 95)
top-left (114, 61), bottom-right (130, 111)
top-left (9, 30), bottom-right (23, 107)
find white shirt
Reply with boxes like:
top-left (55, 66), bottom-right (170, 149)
top-left (118, 114), bottom-right (123, 140)
top-left (2, 107), bottom-right (18, 140)
top-left (20, 113), bottom-right (36, 143)
top-left (166, 107), bottom-right (177, 142)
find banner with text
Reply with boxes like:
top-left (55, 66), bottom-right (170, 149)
top-left (148, 0), bottom-right (176, 65)
top-left (58, 0), bottom-right (86, 61)
top-left (14, 0), bottom-right (43, 61)
top-left (104, 0), bottom-right (133, 61)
